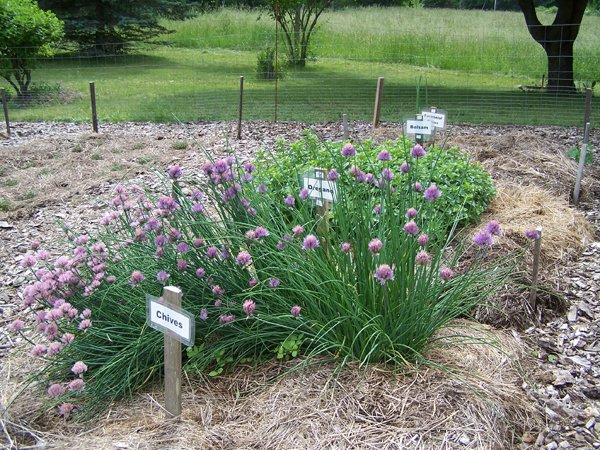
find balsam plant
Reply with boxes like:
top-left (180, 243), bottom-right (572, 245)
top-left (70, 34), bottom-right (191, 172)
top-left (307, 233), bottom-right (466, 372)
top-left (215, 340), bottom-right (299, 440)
top-left (12, 137), bottom-right (516, 420)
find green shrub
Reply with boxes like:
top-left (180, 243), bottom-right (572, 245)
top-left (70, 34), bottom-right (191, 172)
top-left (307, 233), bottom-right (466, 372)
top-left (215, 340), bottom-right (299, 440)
top-left (567, 144), bottom-right (594, 165)
top-left (13, 138), bottom-right (515, 421)
top-left (256, 46), bottom-right (282, 80)
top-left (255, 132), bottom-right (496, 228)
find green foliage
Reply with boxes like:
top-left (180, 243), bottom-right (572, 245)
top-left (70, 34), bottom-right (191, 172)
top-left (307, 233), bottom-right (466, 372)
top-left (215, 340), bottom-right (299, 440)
top-left (255, 132), bottom-right (495, 228)
top-left (257, 46), bottom-right (278, 80)
top-left (38, 0), bottom-right (193, 54)
top-left (0, 197), bottom-right (10, 211)
top-left (15, 135), bottom-right (516, 420)
top-left (0, 0), bottom-right (64, 97)
top-left (567, 143), bottom-right (594, 165)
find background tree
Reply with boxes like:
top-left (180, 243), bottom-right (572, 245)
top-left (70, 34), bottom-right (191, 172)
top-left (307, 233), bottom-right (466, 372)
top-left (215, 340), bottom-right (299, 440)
top-left (517, 0), bottom-right (588, 92)
top-left (269, 0), bottom-right (332, 67)
top-left (0, 0), bottom-right (64, 97)
top-left (38, 0), bottom-right (193, 54)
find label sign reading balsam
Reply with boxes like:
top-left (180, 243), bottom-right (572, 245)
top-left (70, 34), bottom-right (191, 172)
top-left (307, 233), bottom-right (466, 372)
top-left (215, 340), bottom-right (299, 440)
top-left (147, 294), bottom-right (195, 347)
top-left (405, 119), bottom-right (434, 135)
top-left (302, 175), bottom-right (337, 202)
top-left (421, 110), bottom-right (446, 130)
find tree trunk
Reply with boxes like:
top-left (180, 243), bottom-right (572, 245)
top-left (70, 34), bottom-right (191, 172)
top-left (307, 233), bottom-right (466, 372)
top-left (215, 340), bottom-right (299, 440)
top-left (517, 0), bottom-right (588, 93)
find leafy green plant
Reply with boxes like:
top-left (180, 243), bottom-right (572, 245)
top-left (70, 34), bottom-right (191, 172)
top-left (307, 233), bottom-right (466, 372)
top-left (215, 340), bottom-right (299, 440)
top-left (172, 140), bottom-right (188, 150)
top-left (255, 132), bottom-right (495, 228)
top-left (0, 197), bottom-right (11, 211)
top-left (4, 178), bottom-right (17, 187)
top-left (13, 138), bottom-right (516, 421)
top-left (256, 46), bottom-right (282, 80)
top-left (567, 144), bottom-right (594, 165)
top-left (91, 153), bottom-right (103, 161)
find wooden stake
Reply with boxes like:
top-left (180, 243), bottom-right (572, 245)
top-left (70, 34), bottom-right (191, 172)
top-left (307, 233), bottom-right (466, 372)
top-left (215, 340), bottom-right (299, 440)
top-left (583, 87), bottom-right (592, 128)
top-left (342, 114), bottom-right (349, 140)
top-left (1, 89), bottom-right (9, 137)
top-left (372, 77), bottom-right (384, 129)
top-left (529, 226), bottom-right (543, 313)
top-left (237, 76), bottom-right (244, 139)
top-left (163, 286), bottom-right (182, 417)
top-left (89, 82), bottom-right (98, 133)
top-left (573, 122), bottom-right (590, 205)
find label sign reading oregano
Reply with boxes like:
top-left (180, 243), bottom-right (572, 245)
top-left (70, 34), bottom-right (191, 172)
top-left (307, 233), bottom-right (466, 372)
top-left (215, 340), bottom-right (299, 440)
top-left (421, 108), bottom-right (446, 131)
top-left (302, 169), bottom-right (337, 203)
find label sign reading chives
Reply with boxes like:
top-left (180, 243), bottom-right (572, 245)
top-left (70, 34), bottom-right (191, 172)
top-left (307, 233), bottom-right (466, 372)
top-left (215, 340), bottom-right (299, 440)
top-left (147, 294), bottom-right (195, 347)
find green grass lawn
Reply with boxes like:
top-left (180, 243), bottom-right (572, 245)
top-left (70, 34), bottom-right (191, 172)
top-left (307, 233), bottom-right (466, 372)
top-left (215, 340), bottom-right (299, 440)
top-left (3, 7), bottom-right (599, 126)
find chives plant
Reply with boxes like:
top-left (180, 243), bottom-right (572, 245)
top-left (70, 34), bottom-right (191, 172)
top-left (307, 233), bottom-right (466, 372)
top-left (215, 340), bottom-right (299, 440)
top-left (13, 137), bottom-right (517, 420)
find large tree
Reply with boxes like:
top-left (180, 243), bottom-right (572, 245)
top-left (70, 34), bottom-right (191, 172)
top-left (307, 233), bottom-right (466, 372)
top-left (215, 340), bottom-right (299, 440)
top-left (517, 0), bottom-right (588, 92)
top-left (38, 0), bottom-right (192, 54)
top-left (0, 0), bottom-right (64, 97)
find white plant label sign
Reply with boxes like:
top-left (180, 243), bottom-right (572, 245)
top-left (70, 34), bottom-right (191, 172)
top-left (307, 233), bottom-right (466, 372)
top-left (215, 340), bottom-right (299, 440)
top-left (405, 119), bottom-right (434, 135)
top-left (147, 294), bottom-right (195, 347)
top-left (421, 109), bottom-right (446, 130)
top-left (302, 170), bottom-right (337, 203)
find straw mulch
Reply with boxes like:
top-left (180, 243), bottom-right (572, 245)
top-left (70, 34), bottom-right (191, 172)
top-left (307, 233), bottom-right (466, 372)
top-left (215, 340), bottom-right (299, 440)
top-left (448, 131), bottom-right (600, 203)
top-left (1, 321), bottom-right (541, 449)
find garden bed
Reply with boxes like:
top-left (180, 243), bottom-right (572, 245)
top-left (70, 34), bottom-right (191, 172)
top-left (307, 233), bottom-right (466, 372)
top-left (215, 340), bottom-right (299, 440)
top-left (0, 121), bottom-right (598, 449)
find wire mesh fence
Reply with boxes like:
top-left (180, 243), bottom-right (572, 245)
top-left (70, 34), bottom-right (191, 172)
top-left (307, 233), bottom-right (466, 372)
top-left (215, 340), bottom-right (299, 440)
top-left (0, 35), bottom-right (598, 128)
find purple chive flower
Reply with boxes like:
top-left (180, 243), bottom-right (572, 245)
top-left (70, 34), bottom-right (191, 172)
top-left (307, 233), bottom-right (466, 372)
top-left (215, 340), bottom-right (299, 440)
top-left (219, 314), bottom-right (235, 324)
top-left (368, 238), bottom-right (383, 255)
top-left (372, 204), bottom-right (382, 215)
top-left (130, 270), bottom-right (144, 287)
top-left (439, 267), bottom-right (455, 281)
top-left (192, 203), bottom-right (205, 214)
top-left (74, 234), bottom-right (88, 245)
top-left (47, 383), bottom-right (66, 398)
top-left (284, 195), bottom-right (296, 207)
top-left (254, 226), bottom-right (270, 239)
top-left (410, 144), bottom-right (426, 158)
top-left (249, 278), bottom-right (258, 287)
top-left (243, 299), bottom-right (256, 316)
top-left (47, 342), bottom-right (63, 356)
top-left (424, 184), bottom-right (442, 201)
top-left (78, 319), bottom-right (92, 330)
top-left (415, 250), bottom-right (432, 265)
top-left (177, 259), bottom-right (187, 271)
top-left (212, 285), bottom-right (225, 297)
top-left (193, 238), bottom-right (205, 247)
top-left (348, 165), bottom-right (361, 176)
top-left (30, 241), bottom-right (40, 250)
top-left (381, 168), bottom-right (394, 181)
top-left (62, 333), bottom-right (75, 345)
top-left (155, 235), bottom-right (167, 247)
top-left (486, 220), bottom-right (501, 236)
top-left (374, 264), bottom-right (394, 285)
top-left (243, 161), bottom-right (255, 173)
top-left (268, 278), bottom-right (280, 288)
top-left (206, 246), bottom-right (219, 259)
top-left (377, 150), bottom-right (391, 161)
top-left (327, 169), bottom-right (339, 180)
top-left (525, 228), bottom-right (540, 240)
top-left (291, 305), bottom-right (302, 317)
top-left (214, 299), bottom-right (222, 308)
top-left (245, 230), bottom-right (255, 240)
top-left (214, 159), bottom-right (229, 173)
top-left (199, 309), bottom-right (208, 321)
top-left (256, 184), bottom-right (268, 193)
top-left (58, 403), bottom-right (75, 417)
top-left (341, 143), bottom-right (356, 157)
top-left (400, 161), bottom-right (410, 173)
top-left (236, 250), bottom-right (252, 266)
top-left (71, 361), bottom-right (88, 375)
top-left (176, 242), bottom-right (190, 254)
top-left (341, 242), bottom-right (352, 253)
top-left (9, 319), bottom-right (25, 332)
top-left (20, 254), bottom-right (37, 268)
top-left (405, 208), bottom-right (418, 219)
top-left (403, 220), bottom-right (419, 236)
top-left (81, 308), bottom-right (92, 319)
top-left (413, 182), bottom-right (423, 192)
top-left (292, 225), bottom-right (304, 236)
top-left (299, 188), bottom-right (309, 200)
top-left (302, 234), bottom-right (319, 250)
top-left (67, 379), bottom-right (85, 391)
top-left (473, 230), bottom-right (494, 247)
top-left (195, 267), bottom-right (206, 278)
top-left (167, 165), bottom-right (182, 179)
top-left (417, 233), bottom-right (429, 247)
top-left (31, 344), bottom-right (47, 357)
top-left (277, 241), bottom-right (285, 250)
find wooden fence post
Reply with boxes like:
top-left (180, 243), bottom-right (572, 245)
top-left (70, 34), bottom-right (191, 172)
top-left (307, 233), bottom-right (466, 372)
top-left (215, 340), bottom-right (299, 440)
top-left (583, 87), bottom-right (592, 128)
top-left (237, 76), bottom-right (244, 139)
top-left (1, 89), bottom-right (9, 137)
top-left (529, 226), bottom-right (543, 314)
top-left (89, 82), bottom-right (98, 133)
top-left (573, 123), bottom-right (591, 205)
top-left (163, 286), bottom-right (183, 417)
top-left (372, 77), bottom-right (384, 129)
